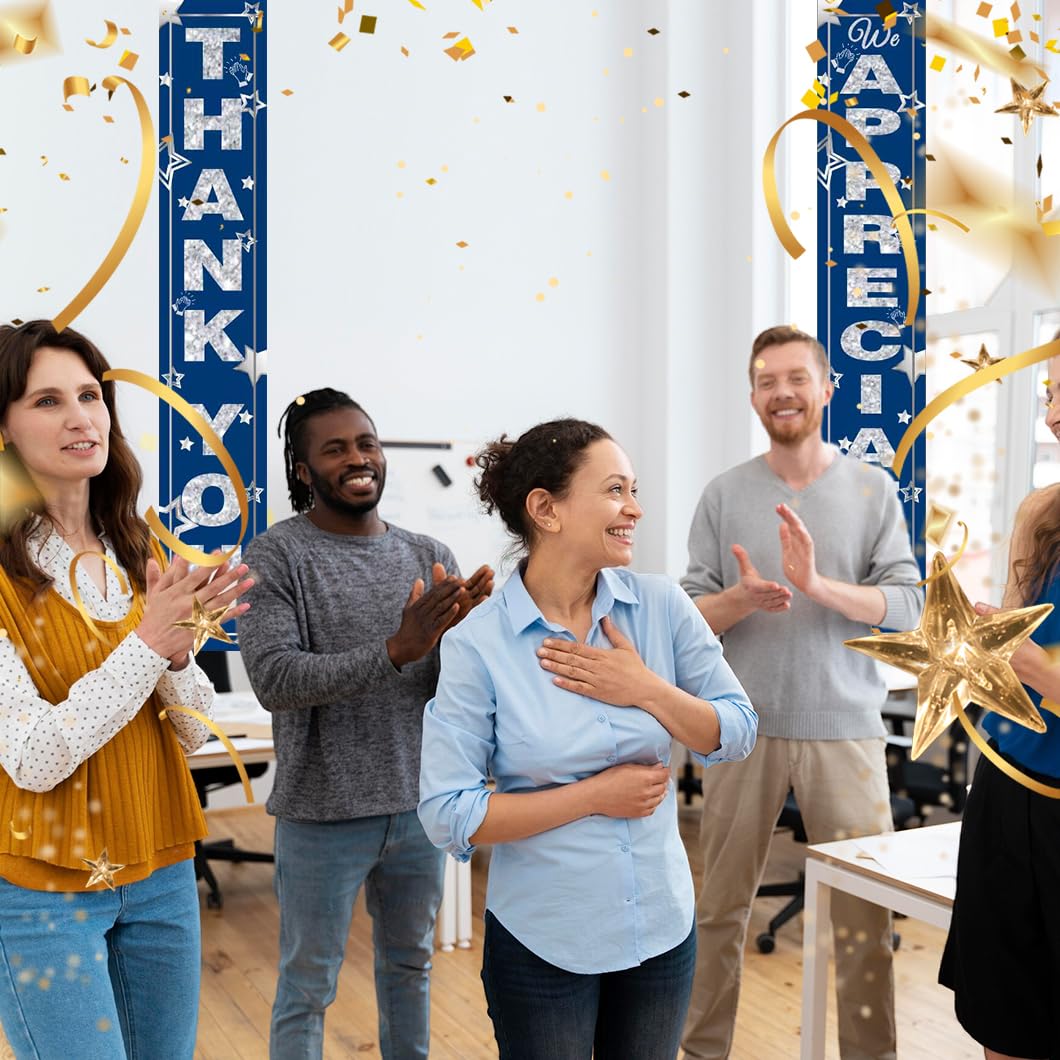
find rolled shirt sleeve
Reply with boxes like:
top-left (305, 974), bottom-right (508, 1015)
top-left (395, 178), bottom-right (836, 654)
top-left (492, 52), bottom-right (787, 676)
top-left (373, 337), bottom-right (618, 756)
top-left (668, 582), bottom-right (757, 766)
top-left (418, 628), bottom-right (496, 861)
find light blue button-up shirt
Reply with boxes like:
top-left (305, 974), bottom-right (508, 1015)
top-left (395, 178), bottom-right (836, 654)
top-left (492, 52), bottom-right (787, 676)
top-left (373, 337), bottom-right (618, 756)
top-left (418, 565), bottom-right (757, 974)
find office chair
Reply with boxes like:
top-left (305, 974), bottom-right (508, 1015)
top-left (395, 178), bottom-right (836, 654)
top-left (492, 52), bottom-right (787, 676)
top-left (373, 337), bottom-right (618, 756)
top-left (193, 651), bottom-right (273, 909)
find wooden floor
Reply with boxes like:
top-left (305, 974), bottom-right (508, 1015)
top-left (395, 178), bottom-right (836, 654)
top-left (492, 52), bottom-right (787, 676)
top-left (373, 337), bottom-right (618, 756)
top-left (1, 802), bottom-right (979, 1059)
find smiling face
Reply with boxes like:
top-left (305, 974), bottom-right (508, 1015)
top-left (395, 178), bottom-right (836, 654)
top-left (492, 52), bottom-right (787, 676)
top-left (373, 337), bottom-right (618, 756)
top-left (750, 340), bottom-right (833, 446)
top-left (1, 346), bottom-right (111, 491)
top-left (544, 439), bottom-right (643, 569)
top-left (296, 406), bottom-right (387, 518)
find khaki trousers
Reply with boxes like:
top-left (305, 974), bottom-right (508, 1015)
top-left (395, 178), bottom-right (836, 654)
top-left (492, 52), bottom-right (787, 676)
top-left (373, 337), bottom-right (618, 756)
top-left (681, 734), bottom-right (897, 1060)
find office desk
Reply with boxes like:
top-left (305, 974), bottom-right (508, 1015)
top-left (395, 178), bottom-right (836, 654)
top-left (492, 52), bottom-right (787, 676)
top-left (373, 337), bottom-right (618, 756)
top-left (801, 822), bottom-right (959, 1059)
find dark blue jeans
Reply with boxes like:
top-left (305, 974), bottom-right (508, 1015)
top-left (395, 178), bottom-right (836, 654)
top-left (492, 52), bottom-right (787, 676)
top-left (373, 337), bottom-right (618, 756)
top-left (481, 910), bottom-right (696, 1060)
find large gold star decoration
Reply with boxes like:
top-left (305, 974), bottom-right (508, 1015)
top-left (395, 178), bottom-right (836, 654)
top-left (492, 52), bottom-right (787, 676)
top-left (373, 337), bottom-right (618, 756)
top-left (82, 847), bottom-right (125, 890)
top-left (846, 552), bottom-right (1051, 760)
top-left (954, 343), bottom-right (1004, 383)
top-left (172, 596), bottom-right (234, 654)
top-left (994, 77), bottom-right (1057, 135)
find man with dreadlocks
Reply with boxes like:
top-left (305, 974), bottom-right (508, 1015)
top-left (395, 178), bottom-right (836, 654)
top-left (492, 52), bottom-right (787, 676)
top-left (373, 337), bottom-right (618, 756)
top-left (238, 388), bottom-right (493, 1060)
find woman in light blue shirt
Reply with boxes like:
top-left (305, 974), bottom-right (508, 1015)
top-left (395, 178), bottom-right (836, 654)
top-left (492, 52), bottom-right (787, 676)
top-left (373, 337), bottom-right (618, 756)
top-left (418, 419), bottom-right (757, 1060)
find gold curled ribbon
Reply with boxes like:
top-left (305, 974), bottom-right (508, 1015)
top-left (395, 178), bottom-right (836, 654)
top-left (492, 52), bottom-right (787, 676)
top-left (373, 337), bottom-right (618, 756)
top-left (85, 20), bottom-right (118, 48)
top-left (68, 550), bottom-right (136, 641)
top-left (159, 707), bottom-right (254, 803)
top-left (891, 208), bottom-right (970, 234)
top-left (892, 338), bottom-right (1060, 477)
top-left (924, 13), bottom-right (1047, 91)
top-left (62, 76), bottom-right (92, 103)
top-left (13, 34), bottom-right (36, 54)
top-left (763, 110), bottom-right (919, 326)
top-left (52, 75), bottom-right (154, 333)
top-left (955, 700), bottom-right (1060, 799)
top-left (103, 370), bottom-right (248, 567)
top-left (8, 821), bottom-right (29, 841)
top-left (916, 520), bottom-right (968, 588)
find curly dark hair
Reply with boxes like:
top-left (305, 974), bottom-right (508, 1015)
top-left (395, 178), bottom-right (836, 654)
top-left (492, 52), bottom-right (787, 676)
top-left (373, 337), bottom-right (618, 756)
top-left (278, 388), bottom-right (372, 513)
top-left (475, 418), bottom-right (612, 557)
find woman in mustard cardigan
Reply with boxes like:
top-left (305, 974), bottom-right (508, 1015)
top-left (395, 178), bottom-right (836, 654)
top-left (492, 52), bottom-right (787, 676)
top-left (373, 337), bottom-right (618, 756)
top-left (0, 321), bottom-right (252, 1059)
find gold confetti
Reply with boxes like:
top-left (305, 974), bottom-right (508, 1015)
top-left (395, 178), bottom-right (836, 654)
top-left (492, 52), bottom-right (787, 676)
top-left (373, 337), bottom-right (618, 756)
top-left (63, 76), bottom-right (92, 103)
top-left (359, 14), bottom-right (377, 34)
top-left (329, 32), bottom-right (350, 51)
top-left (535, 292), bottom-right (545, 302)
top-left (425, 177), bottom-right (437, 185)
top-left (507, 26), bottom-right (518, 34)
top-left (117, 49), bottom-right (138, 71)
top-left (456, 240), bottom-right (468, 248)
top-left (103, 114), bottom-right (114, 122)
top-left (407, 0), bottom-right (426, 8)
top-left (678, 90), bottom-right (690, 98)
top-left (85, 20), bottom-right (118, 48)
top-left (977, 1), bottom-right (993, 13)
top-left (442, 30), bottom-right (461, 38)
top-left (806, 40), bottom-right (826, 62)
top-left (82, 848), bottom-right (124, 890)
top-left (845, 96), bottom-right (859, 106)
top-left (993, 16), bottom-right (1009, 35)
top-left (623, 46), bottom-right (633, 57)
top-left (58, 173), bottom-right (69, 181)
top-left (503, 94), bottom-right (514, 103)
top-left (930, 55), bottom-right (946, 71)
top-left (535, 101), bottom-right (545, 112)
top-left (470, 0), bottom-right (491, 7)
top-left (281, 88), bottom-right (294, 96)
top-left (444, 36), bottom-right (474, 60)
top-left (13, 33), bottom-right (36, 54)
top-left (337, 0), bottom-right (353, 23)
top-left (548, 276), bottom-right (559, 288)
top-left (600, 169), bottom-right (610, 181)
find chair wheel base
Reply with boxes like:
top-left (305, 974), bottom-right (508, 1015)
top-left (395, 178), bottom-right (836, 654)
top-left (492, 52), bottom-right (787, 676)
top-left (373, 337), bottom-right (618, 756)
top-left (755, 932), bottom-right (776, 954)
top-left (206, 892), bottom-right (223, 910)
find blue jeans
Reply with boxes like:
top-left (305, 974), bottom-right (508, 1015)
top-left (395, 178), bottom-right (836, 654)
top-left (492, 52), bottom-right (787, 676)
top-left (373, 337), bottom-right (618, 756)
top-left (481, 910), bottom-right (696, 1060)
top-left (269, 811), bottom-right (446, 1060)
top-left (0, 859), bottom-right (200, 1060)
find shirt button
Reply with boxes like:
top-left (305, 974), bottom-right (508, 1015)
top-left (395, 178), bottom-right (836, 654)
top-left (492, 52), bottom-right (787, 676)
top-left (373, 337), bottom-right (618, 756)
top-left (607, 754), bottom-right (616, 763)
top-left (621, 844), bottom-right (630, 853)
top-left (597, 714), bottom-right (606, 723)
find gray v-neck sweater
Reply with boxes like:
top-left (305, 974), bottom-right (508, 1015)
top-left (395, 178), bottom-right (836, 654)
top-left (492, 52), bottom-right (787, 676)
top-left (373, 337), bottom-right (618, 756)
top-left (681, 452), bottom-right (923, 740)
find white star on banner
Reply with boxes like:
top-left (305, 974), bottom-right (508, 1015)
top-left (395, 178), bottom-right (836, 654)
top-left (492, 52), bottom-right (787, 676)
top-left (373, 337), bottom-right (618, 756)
top-left (162, 370), bottom-right (184, 390)
top-left (246, 482), bottom-right (264, 503)
top-left (831, 371), bottom-right (843, 389)
top-left (159, 142), bottom-right (192, 191)
top-left (836, 196), bottom-right (848, 208)
top-left (235, 347), bottom-right (267, 384)
top-left (900, 485), bottom-right (922, 503)
top-left (838, 436), bottom-right (852, 451)
top-left (892, 346), bottom-right (926, 385)
top-left (179, 437), bottom-right (193, 451)
top-left (238, 410), bottom-right (253, 424)
top-left (242, 2), bottom-right (261, 24)
top-left (241, 175), bottom-right (254, 190)
top-left (897, 410), bottom-right (912, 424)
top-left (900, 2), bottom-right (920, 22)
top-left (159, 1), bottom-right (184, 27)
top-left (240, 91), bottom-right (266, 116)
top-left (899, 89), bottom-right (925, 116)
top-left (159, 73), bottom-right (172, 87)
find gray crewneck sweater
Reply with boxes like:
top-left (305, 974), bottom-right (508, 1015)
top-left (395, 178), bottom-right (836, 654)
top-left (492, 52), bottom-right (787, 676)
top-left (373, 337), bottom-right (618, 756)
top-left (681, 452), bottom-right (923, 741)
top-left (238, 516), bottom-right (458, 820)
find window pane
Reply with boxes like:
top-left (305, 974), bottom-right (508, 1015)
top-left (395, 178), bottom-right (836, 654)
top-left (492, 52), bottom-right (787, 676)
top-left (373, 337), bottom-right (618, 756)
top-left (1032, 310), bottom-right (1060, 488)
top-left (925, 331), bottom-right (1002, 602)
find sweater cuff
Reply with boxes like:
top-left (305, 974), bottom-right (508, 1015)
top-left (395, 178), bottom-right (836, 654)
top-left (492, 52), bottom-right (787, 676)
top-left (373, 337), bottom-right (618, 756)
top-left (878, 585), bottom-right (921, 632)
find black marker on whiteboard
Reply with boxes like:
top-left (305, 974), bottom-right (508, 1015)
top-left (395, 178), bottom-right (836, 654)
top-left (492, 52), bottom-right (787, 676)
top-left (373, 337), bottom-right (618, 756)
top-left (431, 464), bottom-right (453, 488)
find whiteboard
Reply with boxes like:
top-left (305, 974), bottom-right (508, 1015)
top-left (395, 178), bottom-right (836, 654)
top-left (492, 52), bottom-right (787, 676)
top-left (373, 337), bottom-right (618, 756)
top-left (378, 440), bottom-right (518, 582)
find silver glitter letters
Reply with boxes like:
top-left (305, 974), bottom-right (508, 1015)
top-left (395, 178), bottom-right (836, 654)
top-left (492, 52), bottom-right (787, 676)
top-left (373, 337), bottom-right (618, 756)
top-left (841, 321), bottom-right (901, 361)
top-left (847, 267), bottom-right (898, 307)
top-left (191, 404), bottom-right (244, 456)
top-left (839, 54), bottom-right (902, 96)
top-left (184, 28), bottom-right (242, 80)
top-left (183, 98), bottom-right (243, 151)
top-left (182, 168), bottom-right (243, 222)
top-left (184, 309), bottom-right (243, 362)
top-left (181, 474), bottom-right (240, 528)
top-left (844, 215), bottom-right (901, 254)
top-left (184, 239), bottom-right (244, 292)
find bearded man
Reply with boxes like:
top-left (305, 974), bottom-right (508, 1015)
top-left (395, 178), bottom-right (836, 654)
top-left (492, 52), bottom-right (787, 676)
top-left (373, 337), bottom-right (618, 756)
top-left (680, 327), bottom-right (923, 1060)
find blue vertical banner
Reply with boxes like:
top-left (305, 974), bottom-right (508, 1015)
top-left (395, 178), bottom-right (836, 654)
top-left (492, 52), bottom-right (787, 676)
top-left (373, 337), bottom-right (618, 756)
top-left (159, 0), bottom-right (267, 635)
top-left (816, 2), bottom-right (926, 571)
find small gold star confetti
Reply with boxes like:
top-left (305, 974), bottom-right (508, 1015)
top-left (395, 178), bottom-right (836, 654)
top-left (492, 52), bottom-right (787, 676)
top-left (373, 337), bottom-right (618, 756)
top-left (172, 596), bottom-right (234, 654)
top-left (82, 848), bottom-right (125, 890)
top-left (956, 342), bottom-right (1004, 381)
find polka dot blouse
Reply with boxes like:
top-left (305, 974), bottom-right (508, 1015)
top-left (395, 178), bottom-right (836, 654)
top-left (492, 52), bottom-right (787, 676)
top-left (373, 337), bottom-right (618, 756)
top-left (0, 524), bottom-right (215, 793)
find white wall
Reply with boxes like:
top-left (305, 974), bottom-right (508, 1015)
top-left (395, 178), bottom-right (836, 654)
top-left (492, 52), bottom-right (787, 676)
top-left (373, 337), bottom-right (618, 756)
top-left (0, 0), bottom-right (789, 589)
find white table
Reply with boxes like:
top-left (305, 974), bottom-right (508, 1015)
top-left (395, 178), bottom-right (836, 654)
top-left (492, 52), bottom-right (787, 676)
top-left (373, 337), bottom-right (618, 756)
top-left (194, 692), bottom-right (474, 948)
top-left (801, 822), bottom-right (960, 1059)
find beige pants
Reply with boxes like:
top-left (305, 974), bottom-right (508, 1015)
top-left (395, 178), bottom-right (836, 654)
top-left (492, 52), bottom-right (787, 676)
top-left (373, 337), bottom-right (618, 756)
top-left (682, 734), bottom-right (897, 1060)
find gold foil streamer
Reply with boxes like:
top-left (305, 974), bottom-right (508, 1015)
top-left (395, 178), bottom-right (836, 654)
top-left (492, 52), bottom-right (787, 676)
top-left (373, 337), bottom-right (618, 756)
top-left (763, 110), bottom-right (919, 326)
top-left (891, 207), bottom-right (970, 233)
top-left (13, 33), bottom-right (35, 54)
top-left (924, 12), bottom-right (1046, 90)
top-left (68, 551), bottom-right (135, 642)
top-left (103, 370), bottom-right (248, 568)
top-left (52, 76), bottom-right (153, 333)
top-left (62, 76), bottom-right (92, 103)
top-left (915, 520), bottom-right (968, 587)
top-left (892, 338), bottom-right (1060, 477)
top-left (955, 702), bottom-right (1060, 798)
top-left (85, 20), bottom-right (118, 48)
top-left (159, 706), bottom-right (254, 803)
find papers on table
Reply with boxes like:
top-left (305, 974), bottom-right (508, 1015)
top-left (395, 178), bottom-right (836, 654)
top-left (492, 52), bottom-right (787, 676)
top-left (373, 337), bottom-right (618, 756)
top-left (189, 735), bottom-right (274, 758)
top-left (851, 825), bottom-right (958, 883)
top-left (211, 691), bottom-right (272, 737)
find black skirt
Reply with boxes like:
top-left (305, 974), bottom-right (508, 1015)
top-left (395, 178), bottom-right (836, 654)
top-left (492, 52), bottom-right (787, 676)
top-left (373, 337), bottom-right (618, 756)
top-left (939, 747), bottom-right (1060, 1059)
